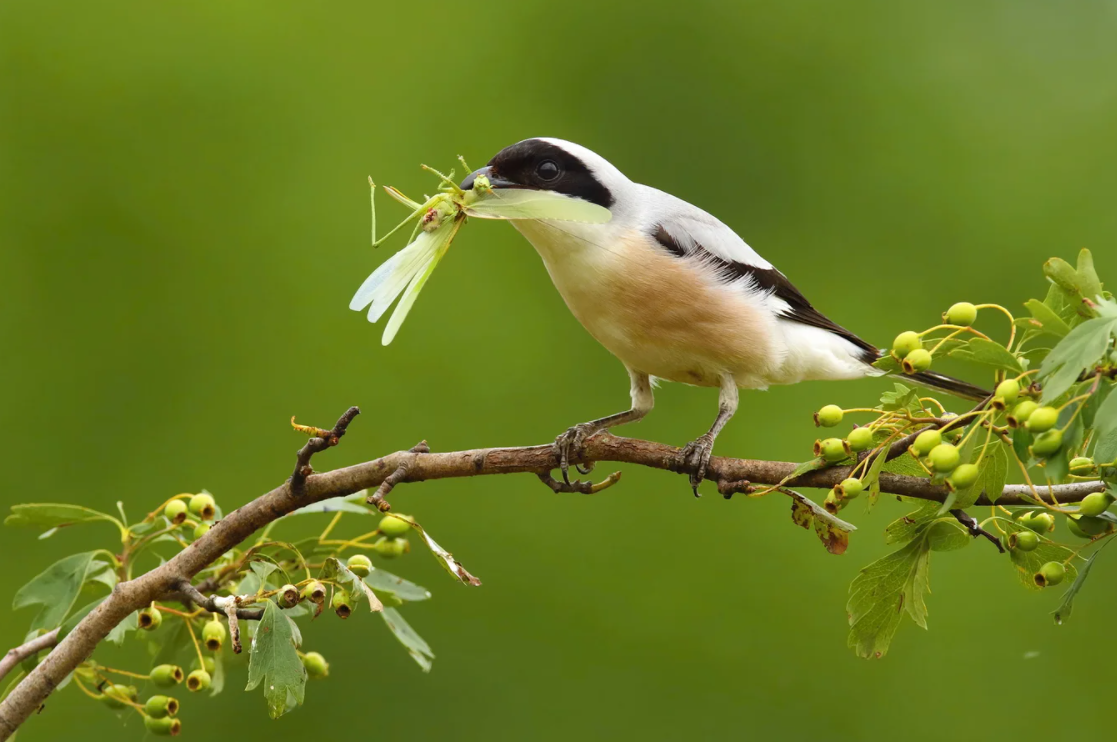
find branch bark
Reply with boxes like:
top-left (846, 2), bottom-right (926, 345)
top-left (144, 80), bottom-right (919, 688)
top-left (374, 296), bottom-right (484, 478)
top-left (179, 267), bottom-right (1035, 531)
top-left (0, 412), bottom-right (1108, 740)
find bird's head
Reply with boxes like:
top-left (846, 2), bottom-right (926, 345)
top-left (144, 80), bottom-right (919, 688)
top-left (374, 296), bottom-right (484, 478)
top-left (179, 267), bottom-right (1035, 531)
top-left (460, 138), bottom-right (629, 215)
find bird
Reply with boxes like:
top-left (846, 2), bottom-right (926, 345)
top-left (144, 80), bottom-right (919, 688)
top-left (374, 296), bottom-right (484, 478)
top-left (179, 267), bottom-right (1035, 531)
top-left (457, 138), bottom-right (988, 494)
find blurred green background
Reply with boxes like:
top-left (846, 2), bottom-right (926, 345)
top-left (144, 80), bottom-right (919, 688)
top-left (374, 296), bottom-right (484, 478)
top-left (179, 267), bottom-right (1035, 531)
top-left (2, 1), bottom-right (1115, 740)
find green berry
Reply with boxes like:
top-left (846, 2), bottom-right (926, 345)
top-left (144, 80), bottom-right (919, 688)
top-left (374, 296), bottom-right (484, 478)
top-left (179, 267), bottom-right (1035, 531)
top-left (144, 715), bottom-right (182, 736)
top-left (188, 493), bottom-right (216, 521)
top-left (1025, 512), bottom-right (1055, 534)
top-left (163, 500), bottom-right (188, 525)
top-left (278, 583), bottom-right (301, 609)
top-left (1031, 429), bottom-right (1064, 458)
top-left (374, 537), bottom-right (409, 559)
top-left (929, 443), bottom-right (961, 473)
top-left (912, 429), bottom-right (943, 456)
top-left (303, 580), bottom-right (327, 604)
top-left (1008, 400), bottom-right (1039, 428)
top-left (144, 695), bottom-right (179, 718)
top-left (1027, 406), bottom-right (1059, 433)
top-left (192, 522), bottom-right (210, 540)
top-left (948, 463), bottom-right (980, 490)
top-left (902, 348), bottom-right (933, 374)
top-left (994, 379), bottom-right (1021, 407)
top-left (847, 427), bottom-right (874, 452)
top-left (196, 655), bottom-right (215, 675)
top-left (378, 514), bottom-right (413, 538)
top-left (150, 665), bottom-right (184, 687)
top-left (945, 302), bottom-right (978, 326)
top-left (332, 589), bottom-right (352, 619)
top-left (302, 651), bottom-right (330, 679)
top-left (1035, 561), bottom-right (1066, 588)
top-left (823, 489), bottom-right (841, 513)
top-left (1009, 529), bottom-right (1039, 552)
top-left (815, 438), bottom-right (849, 463)
top-left (202, 620), bottom-right (226, 652)
top-left (838, 477), bottom-right (864, 498)
top-left (1078, 492), bottom-right (1112, 517)
top-left (940, 413), bottom-right (965, 441)
top-left (186, 669), bottom-right (211, 693)
top-left (1069, 456), bottom-right (1096, 473)
top-left (346, 554), bottom-right (373, 577)
top-left (893, 331), bottom-right (922, 358)
top-left (138, 606), bottom-right (162, 631)
top-left (815, 405), bottom-right (844, 428)
top-left (100, 683), bottom-right (132, 709)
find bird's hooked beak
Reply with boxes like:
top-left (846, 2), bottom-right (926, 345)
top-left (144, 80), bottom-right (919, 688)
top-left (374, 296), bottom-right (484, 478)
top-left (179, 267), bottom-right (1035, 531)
top-left (460, 166), bottom-right (519, 191)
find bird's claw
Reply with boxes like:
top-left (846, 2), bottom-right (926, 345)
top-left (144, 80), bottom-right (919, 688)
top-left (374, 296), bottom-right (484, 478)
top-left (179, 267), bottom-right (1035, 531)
top-left (676, 433), bottom-right (715, 496)
top-left (553, 422), bottom-right (600, 485)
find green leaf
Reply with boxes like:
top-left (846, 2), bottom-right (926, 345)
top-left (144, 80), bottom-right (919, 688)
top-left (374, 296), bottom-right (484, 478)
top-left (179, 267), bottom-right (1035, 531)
top-left (880, 383), bottom-right (921, 412)
top-left (149, 618), bottom-right (190, 666)
top-left (872, 355), bottom-right (902, 374)
top-left (407, 520), bottom-right (483, 586)
top-left (864, 445), bottom-right (891, 507)
top-left (363, 569), bottom-right (431, 603)
top-left (926, 520), bottom-right (970, 552)
top-left (1038, 316), bottom-right (1117, 403)
top-left (788, 491), bottom-right (855, 555)
top-left (107, 610), bottom-right (138, 645)
top-left (884, 503), bottom-right (940, 545)
top-left (955, 437), bottom-right (1010, 507)
top-left (245, 600), bottom-right (306, 719)
top-left (319, 557), bottom-right (383, 612)
top-left (1053, 546), bottom-right (1105, 625)
top-left (13, 552), bottom-right (98, 632)
top-left (381, 608), bottom-right (434, 672)
top-left (1024, 299), bottom-right (1071, 339)
top-left (249, 561), bottom-right (280, 592)
top-left (847, 537), bottom-right (931, 659)
top-left (947, 338), bottom-right (1023, 373)
top-left (1041, 280), bottom-right (1081, 326)
top-left (5, 504), bottom-right (120, 535)
top-left (1093, 385), bottom-right (1117, 466)
top-left (209, 650), bottom-right (226, 696)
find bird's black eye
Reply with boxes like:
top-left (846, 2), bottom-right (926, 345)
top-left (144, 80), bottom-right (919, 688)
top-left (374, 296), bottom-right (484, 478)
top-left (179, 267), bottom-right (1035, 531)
top-left (535, 159), bottom-right (560, 181)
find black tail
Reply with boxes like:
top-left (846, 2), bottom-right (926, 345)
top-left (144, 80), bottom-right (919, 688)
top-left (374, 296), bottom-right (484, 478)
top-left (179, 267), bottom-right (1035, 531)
top-left (902, 370), bottom-right (990, 402)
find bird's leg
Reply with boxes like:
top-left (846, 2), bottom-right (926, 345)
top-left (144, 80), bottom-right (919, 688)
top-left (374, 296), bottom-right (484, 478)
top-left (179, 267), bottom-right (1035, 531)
top-left (554, 370), bottom-right (653, 484)
top-left (676, 375), bottom-right (738, 496)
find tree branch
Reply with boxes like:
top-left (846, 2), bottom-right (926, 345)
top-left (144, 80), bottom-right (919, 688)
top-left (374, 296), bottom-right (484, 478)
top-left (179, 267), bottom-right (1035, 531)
top-left (0, 630), bottom-right (59, 689)
top-left (0, 412), bottom-right (1108, 740)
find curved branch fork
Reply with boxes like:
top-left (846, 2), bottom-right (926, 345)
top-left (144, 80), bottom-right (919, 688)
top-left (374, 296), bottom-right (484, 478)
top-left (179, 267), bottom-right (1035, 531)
top-left (0, 410), bottom-right (1108, 741)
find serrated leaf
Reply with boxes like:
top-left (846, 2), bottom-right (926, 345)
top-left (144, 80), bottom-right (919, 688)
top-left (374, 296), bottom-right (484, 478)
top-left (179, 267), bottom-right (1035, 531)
top-left (880, 383), bottom-right (921, 412)
top-left (955, 437), bottom-right (1010, 507)
top-left (5, 504), bottom-right (120, 534)
top-left (246, 600), bottom-right (306, 719)
top-left (1024, 299), bottom-right (1071, 339)
top-left (948, 338), bottom-right (1023, 373)
top-left (320, 557), bottom-right (382, 612)
top-left (1038, 316), bottom-right (1117, 403)
top-left (884, 503), bottom-right (940, 545)
top-left (13, 552), bottom-right (98, 632)
top-left (847, 537), bottom-right (931, 659)
top-left (926, 520), bottom-right (970, 552)
top-left (381, 608), bottom-right (434, 672)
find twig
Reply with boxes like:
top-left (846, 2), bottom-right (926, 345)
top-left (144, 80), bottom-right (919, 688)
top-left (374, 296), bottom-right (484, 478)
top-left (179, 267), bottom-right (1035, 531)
top-left (0, 630), bottom-right (59, 688)
top-left (949, 509), bottom-right (1005, 553)
top-left (176, 581), bottom-right (263, 622)
top-left (367, 440), bottom-right (429, 511)
top-left (290, 407), bottom-right (361, 498)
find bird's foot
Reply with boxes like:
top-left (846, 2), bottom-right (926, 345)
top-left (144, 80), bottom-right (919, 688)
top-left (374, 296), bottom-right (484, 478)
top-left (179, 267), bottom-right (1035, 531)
top-left (675, 433), bottom-right (715, 497)
top-left (553, 422), bottom-right (600, 484)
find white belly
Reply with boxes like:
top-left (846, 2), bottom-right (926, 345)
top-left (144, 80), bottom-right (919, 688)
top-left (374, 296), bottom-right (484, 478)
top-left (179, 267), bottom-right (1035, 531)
top-left (512, 220), bottom-right (875, 388)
